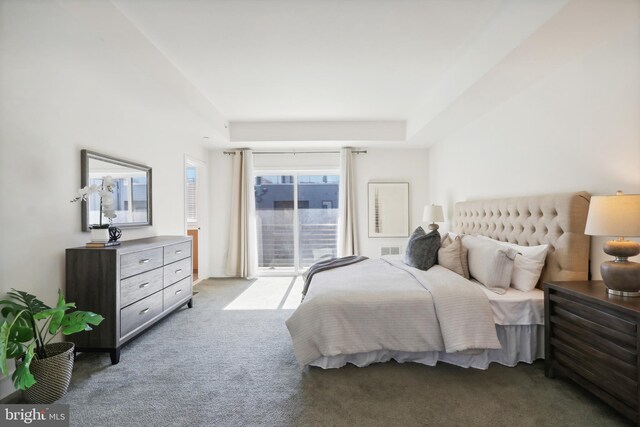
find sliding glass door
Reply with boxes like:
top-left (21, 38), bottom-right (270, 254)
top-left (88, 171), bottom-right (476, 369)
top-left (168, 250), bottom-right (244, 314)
top-left (255, 175), bottom-right (295, 272)
top-left (297, 175), bottom-right (339, 268)
top-left (255, 172), bottom-right (339, 274)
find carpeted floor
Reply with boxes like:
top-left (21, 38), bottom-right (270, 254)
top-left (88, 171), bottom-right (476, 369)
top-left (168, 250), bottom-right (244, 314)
top-left (60, 278), bottom-right (630, 426)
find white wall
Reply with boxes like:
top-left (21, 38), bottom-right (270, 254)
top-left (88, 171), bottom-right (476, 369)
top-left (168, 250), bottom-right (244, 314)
top-left (353, 149), bottom-right (429, 258)
top-left (426, 24), bottom-right (640, 278)
top-left (0, 1), bottom-right (213, 398)
top-left (209, 150), bottom-right (235, 276)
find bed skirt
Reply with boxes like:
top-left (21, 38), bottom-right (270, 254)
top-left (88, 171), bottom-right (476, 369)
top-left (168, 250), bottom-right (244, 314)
top-left (308, 324), bottom-right (544, 370)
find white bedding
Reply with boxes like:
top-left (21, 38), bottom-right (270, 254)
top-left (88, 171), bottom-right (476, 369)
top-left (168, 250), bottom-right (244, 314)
top-left (286, 257), bottom-right (501, 367)
top-left (481, 285), bottom-right (544, 325)
top-left (309, 325), bottom-right (544, 369)
top-left (286, 256), bottom-right (545, 369)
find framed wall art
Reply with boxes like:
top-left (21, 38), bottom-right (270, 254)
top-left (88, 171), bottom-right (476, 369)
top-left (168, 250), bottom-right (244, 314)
top-left (367, 182), bottom-right (409, 238)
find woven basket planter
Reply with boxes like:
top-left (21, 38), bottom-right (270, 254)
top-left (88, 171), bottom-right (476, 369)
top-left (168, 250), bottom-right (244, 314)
top-left (24, 342), bottom-right (75, 404)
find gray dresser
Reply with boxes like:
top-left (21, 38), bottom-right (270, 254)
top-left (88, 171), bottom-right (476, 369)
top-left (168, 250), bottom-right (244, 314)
top-left (66, 236), bottom-right (193, 364)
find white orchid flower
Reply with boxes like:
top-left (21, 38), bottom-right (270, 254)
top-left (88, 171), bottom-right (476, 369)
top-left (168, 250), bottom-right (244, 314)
top-left (70, 175), bottom-right (118, 225)
top-left (103, 209), bottom-right (117, 219)
top-left (101, 192), bottom-right (114, 204)
top-left (102, 176), bottom-right (116, 191)
top-left (71, 185), bottom-right (94, 202)
top-left (99, 188), bottom-right (113, 198)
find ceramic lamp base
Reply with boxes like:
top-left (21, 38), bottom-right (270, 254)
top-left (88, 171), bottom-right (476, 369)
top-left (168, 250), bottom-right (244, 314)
top-left (601, 260), bottom-right (640, 297)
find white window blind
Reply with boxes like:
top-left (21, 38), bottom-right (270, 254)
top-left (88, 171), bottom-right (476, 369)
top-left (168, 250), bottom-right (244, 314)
top-left (185, 166), bottom-right (197, 226)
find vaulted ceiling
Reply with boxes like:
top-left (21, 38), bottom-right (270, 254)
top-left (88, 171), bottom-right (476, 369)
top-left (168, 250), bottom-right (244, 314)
top-left (101, 0), bottom-right (638, 148)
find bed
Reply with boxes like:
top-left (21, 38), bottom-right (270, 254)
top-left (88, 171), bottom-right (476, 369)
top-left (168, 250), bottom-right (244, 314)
top-left (286, 191), bottom-right (591, 369)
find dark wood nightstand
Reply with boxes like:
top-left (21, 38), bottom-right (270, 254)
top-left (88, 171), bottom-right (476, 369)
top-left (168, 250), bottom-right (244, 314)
top-left (545, 281), bottom-right (640, 424)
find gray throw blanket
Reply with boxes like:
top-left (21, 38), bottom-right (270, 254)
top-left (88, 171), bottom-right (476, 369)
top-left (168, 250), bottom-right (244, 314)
top-left (302, 256), bottom-right (369, 297)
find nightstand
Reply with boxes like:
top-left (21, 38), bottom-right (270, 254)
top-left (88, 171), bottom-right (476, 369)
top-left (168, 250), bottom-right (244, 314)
top-left (545, 281), bottom-right (640, 424)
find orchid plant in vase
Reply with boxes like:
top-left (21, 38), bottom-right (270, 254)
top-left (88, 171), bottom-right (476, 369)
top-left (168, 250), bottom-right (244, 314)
top-left (71, 176), bottom-right (119, 242)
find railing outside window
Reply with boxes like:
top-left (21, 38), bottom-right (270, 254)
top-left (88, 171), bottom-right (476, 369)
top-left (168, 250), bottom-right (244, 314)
top-left (255, 174), bottom-right (339, 273)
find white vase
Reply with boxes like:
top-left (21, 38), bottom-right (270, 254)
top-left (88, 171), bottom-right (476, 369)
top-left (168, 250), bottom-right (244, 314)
top-left (90, 228), bottom-right (110, 243)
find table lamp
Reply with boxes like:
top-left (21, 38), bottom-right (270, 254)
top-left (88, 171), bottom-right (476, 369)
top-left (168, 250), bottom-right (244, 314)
top-left (584, 191), bottom-right (640, 296)
top-left (423, 204), bottom-right (444, 231)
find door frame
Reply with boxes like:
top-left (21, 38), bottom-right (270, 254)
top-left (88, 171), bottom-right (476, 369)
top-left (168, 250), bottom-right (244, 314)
top-left (184, 155), bottom-right (207, 283)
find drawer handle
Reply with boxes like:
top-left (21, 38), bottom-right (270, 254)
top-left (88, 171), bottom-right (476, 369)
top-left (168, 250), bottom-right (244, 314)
top-left (175, 250), bottom-right (183, 254)
top-left (139, 282), bottom-right (150, 288)
top-left (139, 308), bottom-right (150, 315)
top-left (175, 289), bottom-right (182, 295)
top-left (139, 259), bottom-right (150, 264)
top-left (175, 269), bottom-right (182, 274)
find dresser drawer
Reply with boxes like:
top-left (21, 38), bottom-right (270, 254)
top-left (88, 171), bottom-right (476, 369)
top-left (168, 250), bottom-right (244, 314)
top-left (164, 277), bottom-right (192, 311)
top-left (120, 268), bottom-right (164, 308)
top-left (549, 293), bottom-right (637, 336)
top-left (163, 257), bottom-right (191, 287)
top-left (550, 328), bottom-right (638, 408)
top-left (120, 291), bottom-right (163, 338)
top-left (164, 241), bottom-right (191, 265)
top-left (120, 248), bottom-right (163, 279)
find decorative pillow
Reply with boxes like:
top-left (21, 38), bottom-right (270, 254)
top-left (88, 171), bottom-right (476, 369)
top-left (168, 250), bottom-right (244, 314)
top-left (404, 227), bottom-right (440, 271)
top-left (447, 231), bottom-right (461, 241)
top-left (477, 236), bottom-right (549, 291)
top-left (445, 232), bottom-right (470, 277)
top-left (461, 235), bottom-right (517, 294)
top-left (477, 236), bottom-right (548, 262)
top-left (438, 235), bottom-right (470, 279)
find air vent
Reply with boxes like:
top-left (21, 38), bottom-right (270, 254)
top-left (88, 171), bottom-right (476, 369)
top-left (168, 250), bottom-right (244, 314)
top-left (381, 246), bottom-right (401, 256)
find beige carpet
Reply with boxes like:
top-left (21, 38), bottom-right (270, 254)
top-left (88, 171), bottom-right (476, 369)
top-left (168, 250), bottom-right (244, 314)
top-left (59, 278), bottom-right (630, 426)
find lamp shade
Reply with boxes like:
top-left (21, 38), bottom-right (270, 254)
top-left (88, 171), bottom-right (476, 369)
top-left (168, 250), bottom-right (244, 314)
top-left (584, 193), bottom-right (640, 237)
top-left (423, 204), bottom-right (444, 223)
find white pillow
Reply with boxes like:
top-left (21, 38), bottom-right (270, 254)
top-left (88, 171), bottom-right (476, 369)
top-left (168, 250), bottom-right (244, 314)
top-left (477, 236), bottom-right (549, 291)
top-left (461, 235), bottom-right (517, 294)
top-left (510, 255), bottom-right (545, 292)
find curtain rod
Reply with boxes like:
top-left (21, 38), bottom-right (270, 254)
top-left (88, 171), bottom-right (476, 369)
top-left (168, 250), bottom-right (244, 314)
top-left (223, 150), bottom-right (367, 155)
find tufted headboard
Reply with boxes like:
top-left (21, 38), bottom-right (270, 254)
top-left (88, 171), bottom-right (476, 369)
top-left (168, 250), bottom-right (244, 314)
top-left (452, 192), bottom-right (591, 284)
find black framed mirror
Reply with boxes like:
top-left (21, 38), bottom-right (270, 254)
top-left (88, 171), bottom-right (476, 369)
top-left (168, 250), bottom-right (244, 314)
top-left (81, 150), bottom-right (152, 231)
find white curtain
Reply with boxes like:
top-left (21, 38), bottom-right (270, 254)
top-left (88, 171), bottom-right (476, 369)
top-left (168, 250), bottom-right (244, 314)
top-left (225, 149), bottom-right (258, 278)
top-left (337, 148), bottom-right (359, 256)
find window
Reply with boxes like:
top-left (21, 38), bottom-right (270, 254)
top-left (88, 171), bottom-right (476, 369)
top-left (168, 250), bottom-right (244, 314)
top-left (185, 166), bottom-right (197, 227)
top-left (255, 172), bottom-right (339, 273)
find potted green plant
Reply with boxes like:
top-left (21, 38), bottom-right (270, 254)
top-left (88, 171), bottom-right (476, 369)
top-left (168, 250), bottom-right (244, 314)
top-left (0, 289), bottom-right (104, 403)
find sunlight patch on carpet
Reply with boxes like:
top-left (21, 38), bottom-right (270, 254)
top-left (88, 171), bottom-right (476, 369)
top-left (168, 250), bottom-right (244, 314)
top-left (224, 276), bottom-right (303, 310)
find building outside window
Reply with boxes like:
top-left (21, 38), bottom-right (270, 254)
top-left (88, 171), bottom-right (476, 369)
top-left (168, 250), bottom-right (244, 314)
top-left (254, 173), bottom-right (339, 273)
